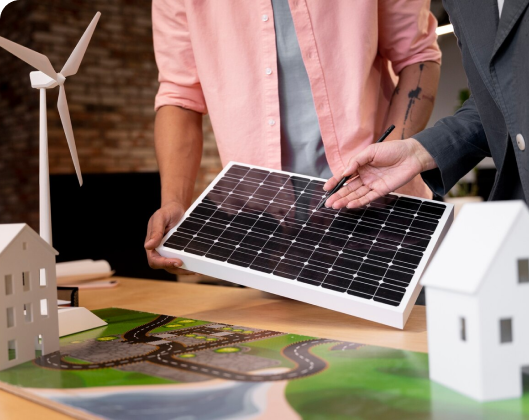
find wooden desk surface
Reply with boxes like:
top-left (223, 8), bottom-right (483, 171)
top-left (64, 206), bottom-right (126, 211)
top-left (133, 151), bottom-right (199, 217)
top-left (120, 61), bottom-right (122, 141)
top-left (1, 277), bottom-right (427, 419)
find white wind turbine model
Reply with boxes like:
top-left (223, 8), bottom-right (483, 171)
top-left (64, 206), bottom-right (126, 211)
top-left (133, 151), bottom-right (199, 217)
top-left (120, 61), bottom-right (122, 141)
top-left (0, 12), bottom-right (101, 245)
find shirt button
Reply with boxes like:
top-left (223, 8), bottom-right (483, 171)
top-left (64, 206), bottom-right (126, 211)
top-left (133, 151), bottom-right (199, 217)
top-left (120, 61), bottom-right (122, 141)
top-left (265, 68), bottom-right (272, 75)
top-left (516, 134), bottom-right (526, 151)
top-left (268, 119), bottom-right (275, 126)
top-left (262, 14), bottom-right (269, 22)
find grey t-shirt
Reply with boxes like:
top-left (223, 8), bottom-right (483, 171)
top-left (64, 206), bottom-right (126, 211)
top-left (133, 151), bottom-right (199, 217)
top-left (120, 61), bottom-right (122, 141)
top-left (271, 0), bottom-right (332, 179)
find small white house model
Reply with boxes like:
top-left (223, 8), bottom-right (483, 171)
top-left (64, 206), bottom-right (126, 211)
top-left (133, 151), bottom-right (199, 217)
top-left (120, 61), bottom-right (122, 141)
top-left (0, 224), bottom-right (59, 370)
top-left (421, 200), bottom-right (529, 402)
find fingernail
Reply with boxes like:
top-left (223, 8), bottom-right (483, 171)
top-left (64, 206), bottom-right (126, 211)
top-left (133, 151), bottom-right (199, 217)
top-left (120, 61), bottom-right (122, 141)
top-left (174, 262), bottom-right (182, 268)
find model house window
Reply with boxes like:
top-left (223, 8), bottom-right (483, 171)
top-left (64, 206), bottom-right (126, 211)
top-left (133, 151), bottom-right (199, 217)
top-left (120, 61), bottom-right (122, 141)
top-left (8, 340), bottom-right (16, 361)
top-left (22, 242), bottom-right (27, 250)
top-left (40, 299), bottom-right (48, 317)
top-left (4, 274), bottom-right (13, 295)
top-left (39, 268), bottom-right (46, 287)
top-left (24, 303), bottom-right (33, 323)
top-left (35, 335), bottom-right (43, 358)
top-left (460, 317), bottom-right (466, 341)
top-left (6, 307), bottom-right (15, 328)
top-left (518, 259), bottom-right (529, 283)
top-left (500, 318), bottom-right (513, 343)
top-left (22, 271), bottom-right (30, 292)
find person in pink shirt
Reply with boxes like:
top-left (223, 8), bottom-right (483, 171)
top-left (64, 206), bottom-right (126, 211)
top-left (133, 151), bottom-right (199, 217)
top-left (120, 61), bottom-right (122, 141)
top-left (145, 0), bottom-right (442, 274)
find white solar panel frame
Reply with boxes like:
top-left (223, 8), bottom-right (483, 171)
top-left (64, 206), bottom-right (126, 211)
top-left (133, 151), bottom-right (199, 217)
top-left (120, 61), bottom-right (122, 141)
top-left (158, 162), bottom-right (454, 329)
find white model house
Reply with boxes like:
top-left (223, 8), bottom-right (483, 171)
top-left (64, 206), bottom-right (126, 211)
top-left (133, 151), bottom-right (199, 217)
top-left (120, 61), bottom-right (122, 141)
top-left (421, 200), bottom-right (529, 402)
top-left (0, 224), bottom-right (60, 370)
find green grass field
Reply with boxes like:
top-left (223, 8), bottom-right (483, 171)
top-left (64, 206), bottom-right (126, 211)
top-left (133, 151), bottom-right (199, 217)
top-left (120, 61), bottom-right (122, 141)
top-left (285, 342), bottom-right (529, 419)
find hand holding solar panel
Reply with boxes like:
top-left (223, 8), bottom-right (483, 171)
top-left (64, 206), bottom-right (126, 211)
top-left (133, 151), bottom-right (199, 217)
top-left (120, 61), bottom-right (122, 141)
top-left (323, 138), bottom-right (436, 209)
top-left (145, 201), bottom-right (191, 274)
top-left (158, 163), bottom-right (453, 328)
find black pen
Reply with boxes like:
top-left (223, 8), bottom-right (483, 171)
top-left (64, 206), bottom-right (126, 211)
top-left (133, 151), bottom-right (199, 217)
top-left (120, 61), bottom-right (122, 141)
top-left (315, 124), bottom-right (395, 211)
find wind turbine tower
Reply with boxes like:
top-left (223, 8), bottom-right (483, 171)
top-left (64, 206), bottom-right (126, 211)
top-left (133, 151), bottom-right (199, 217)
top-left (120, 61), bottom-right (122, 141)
top-left (0, 12), bottom-right (101, 245)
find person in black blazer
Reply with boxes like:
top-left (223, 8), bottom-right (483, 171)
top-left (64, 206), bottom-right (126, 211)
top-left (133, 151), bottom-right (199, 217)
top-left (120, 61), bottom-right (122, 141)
top-left (324, 0), bottom-right (529, 209)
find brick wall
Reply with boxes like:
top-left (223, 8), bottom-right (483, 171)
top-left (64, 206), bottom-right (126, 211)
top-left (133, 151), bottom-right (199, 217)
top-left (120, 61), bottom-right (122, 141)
top-left (0, 0), bottom-right (222, 231)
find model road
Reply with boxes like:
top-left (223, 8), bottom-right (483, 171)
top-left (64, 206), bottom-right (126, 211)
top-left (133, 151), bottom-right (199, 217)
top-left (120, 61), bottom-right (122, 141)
top-left (146, 338), bottom-right (335, 382)
top-left (36, 315), bottom-right (348, 381)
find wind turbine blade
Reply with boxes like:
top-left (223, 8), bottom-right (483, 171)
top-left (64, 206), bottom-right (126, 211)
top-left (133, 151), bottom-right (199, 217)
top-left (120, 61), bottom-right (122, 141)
top-left (60, 12), bottom-right (101, 77)
top-left (0, 36), bottom-right (57, 80)
top-left (57, 85), bottom-right (83, 186)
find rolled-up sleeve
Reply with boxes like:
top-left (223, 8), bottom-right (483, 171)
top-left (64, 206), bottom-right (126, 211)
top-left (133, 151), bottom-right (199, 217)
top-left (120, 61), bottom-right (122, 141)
top-left (152, 0), bottom-right (207, 113)
top-left (378, 0), bottom-right (441, 75)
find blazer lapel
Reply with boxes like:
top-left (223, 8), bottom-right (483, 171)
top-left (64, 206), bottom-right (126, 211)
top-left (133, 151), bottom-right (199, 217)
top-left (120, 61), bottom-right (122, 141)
top-left (491, 0), bottom-right (529, 61)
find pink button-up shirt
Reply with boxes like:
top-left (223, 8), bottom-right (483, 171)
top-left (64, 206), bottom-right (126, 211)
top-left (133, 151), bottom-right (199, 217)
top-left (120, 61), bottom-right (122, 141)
top-left (153, 0), bottom-right (441, 176)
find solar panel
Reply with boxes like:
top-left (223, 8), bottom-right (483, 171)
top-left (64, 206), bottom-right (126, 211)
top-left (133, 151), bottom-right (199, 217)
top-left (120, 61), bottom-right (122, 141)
top-left (158, 162), bottom-right (454, 328)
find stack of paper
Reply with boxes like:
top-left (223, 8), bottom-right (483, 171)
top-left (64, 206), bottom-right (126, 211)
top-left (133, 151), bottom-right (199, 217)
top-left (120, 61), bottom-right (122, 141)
top-left (56, 259), bottom-right (114, 286)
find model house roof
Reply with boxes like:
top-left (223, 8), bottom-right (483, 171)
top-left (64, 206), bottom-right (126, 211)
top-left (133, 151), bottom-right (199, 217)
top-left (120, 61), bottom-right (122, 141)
top-left (421, 200), bottom-right (529, 294)
top-left (0, 223), bottom-right (58, 258)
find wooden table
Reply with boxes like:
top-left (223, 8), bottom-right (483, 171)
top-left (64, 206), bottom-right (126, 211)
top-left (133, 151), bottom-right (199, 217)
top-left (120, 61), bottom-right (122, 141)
top-left (1, 277), bottom-right (428, 419)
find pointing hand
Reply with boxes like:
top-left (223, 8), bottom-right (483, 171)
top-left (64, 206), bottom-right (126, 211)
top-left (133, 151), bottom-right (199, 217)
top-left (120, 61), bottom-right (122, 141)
top-left (323, 138), bottom-right (437, 209)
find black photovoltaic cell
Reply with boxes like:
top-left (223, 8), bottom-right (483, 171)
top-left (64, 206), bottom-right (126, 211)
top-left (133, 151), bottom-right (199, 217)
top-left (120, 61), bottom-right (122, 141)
top-left (164, 165), bottom-right (447, 307)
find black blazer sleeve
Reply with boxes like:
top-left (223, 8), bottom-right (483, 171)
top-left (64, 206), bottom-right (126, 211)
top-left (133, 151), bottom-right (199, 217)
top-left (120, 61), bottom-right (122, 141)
top-left (414, 95), bottom-right (491, 196)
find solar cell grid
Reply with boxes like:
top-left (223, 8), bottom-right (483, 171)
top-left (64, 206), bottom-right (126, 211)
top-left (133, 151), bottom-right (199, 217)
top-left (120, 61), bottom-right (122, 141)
top-left (164, 164), bottom-right (448, 308)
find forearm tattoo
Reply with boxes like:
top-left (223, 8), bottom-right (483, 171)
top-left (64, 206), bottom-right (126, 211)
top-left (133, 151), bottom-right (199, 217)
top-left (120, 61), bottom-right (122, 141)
top-left (401, 63), bottom-right (424, 139)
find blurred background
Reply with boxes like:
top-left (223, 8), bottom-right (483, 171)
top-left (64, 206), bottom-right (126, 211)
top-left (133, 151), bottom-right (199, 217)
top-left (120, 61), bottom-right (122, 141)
top-left (0, 0), bottom-right (492, 281)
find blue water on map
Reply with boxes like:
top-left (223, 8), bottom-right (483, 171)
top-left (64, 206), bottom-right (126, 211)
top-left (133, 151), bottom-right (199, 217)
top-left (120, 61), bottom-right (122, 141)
top-left (51, 382), bottom-right (267, 420)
